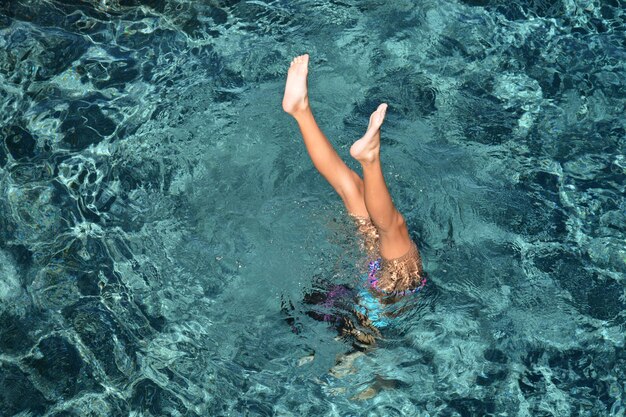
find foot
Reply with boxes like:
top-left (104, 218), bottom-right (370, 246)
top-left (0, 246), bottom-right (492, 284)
top-left (351, 376), bottom-right (398, 401)
top-left (282, 54), bottom-right (310, 116)
top-left (329, 351), bottom-right (364, 378)
top-left (350, 103), bottom-right (387, 164)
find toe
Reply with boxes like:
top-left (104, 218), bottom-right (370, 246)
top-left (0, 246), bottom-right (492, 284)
top-left (376, 104), bottom-right (387, 121)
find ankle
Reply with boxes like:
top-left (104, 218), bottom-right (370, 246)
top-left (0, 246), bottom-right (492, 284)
top-left (291, 105), bottom-right (312, 120)
top-left (283, 92), bottom-right (310, 116)
top-left (358, 149), bottom-right (381, 164)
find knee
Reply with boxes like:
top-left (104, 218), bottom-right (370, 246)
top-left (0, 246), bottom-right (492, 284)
top-left (337, 174), bottom-right (364, 201)
top-left (342, 172), bottom-right (364, 195)
top-left (391, 212), bottom-right (407, 233)
top-left (376, 211), bottom-right (406, 235)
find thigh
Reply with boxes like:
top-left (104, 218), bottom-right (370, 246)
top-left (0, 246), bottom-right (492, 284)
top-left (377, 217), bottom-right (413, 260)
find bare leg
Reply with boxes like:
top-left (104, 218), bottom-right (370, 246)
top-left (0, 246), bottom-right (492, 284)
top-left (350, 104), bottom-right (413, 259)
top-left (282, 54), bottom-right (368, 218)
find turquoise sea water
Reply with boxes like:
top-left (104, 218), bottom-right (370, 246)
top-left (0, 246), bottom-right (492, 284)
top-left (0, 0), bottom-right (624, 415)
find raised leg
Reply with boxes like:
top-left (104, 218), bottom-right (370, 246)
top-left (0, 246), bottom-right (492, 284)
top-left (350, 104), bottom-right (413, 259)
top-left (282, 54), bottom-right (368, 218)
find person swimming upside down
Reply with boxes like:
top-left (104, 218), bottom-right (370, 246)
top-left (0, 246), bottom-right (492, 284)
top-left (282, 54), bottom-right (426, 347)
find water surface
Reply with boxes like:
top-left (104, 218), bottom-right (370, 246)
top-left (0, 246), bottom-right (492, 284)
top-left (0, 0), bottom-right (624, 415)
